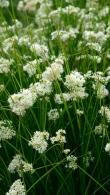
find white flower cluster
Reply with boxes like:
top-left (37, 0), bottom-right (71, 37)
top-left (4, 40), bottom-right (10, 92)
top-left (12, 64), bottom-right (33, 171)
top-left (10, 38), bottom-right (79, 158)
top-left (23, 59), bottom-right (37, 77)
top-left (99, 106), bottom-right (110, 123)
top-left (34, 2), bottom-right (52, 27)
top-left (65, 71), bottom-right (85, 89)
top-left (50, 129), bottom-right (66, 144)
top-left (76, 55), bottom-right (102, 64)
top-left (84, 71), bottom-right (109, 99)
top-left (63, 5), bottom-right (80, 15)
top-left (90, 72), bottom-right (109, 99)
top-left (82, 43), bottom-right (102, 53)
top-left (30, 80), bottom-right (52, 97)
top-left (99, 6), bottom-right (109, 17)
top-left (48, 108), bottom-right (60, 121)
top-left (85, 71), bottom-right (105, 82)
top-left (0, 120), bottom-right (15, 143)
top-left (76, 109), bottom-right (84, 116)
top-left (94, 124), bottom-right (108, 137)
top-left (6, 179), bottom-right (26, 195)
top-left (8, 154), bottom-right (34, 175)
top-left (63, 149), bottom-right (70, 155)
top-left (66, 155), bottom-right (78, 170)
top-left (30, 43), bottom-right (49, 60)
top-left (105, 143), bottom-right (110, 153)
top-left (86, 0), bottom-right (99, 8)
top-left (83, 31), bottom-right (107, 45)
top-left (8, 20), bottom-right (23, 33)
top-left (51, 28), bottom-right (79, 42)
top-left (49, 5), bottom-right (80, 20)
top-left (29, 129), bottom-right (67, 153)
top-left (8, 88), bottom-right (36, 116)
top-left (8, 80), bottom-right (52, 116)
top-left (81, 22), bottom-right (108, 52)
top-left (65, 71), bottom-right (88, 100)
top-left (29, 131), bottom-right (49, 153)
top-left (17, 35), bottom-right (30, 47)
top-left (93, 83), bottom-right (109, 99)
top-left (0, 84), bottom-right (5, 92)
top-left (0, 0), bottom-right (9, 8)
top-left (42, 57), bottom-right (64, 82)
top-left (54, 93), bottom-right (72, 104)
top-left (17, 0), bottom-right (44, 12)
top-left (2, 36), bottom-right (18, 53)
top-left (0, 57), bottom-right (13, 74)
top-left (83, 151), bottom-right (94, 168)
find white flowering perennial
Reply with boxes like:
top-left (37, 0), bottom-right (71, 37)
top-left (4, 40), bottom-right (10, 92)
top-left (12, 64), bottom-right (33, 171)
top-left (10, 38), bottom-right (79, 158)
top-left (99, 106), bottom-right (110, 123)
top-left (42, 58), bottom-right (64, 82)
top-left (84, 71), bottom-right (109, 99)
top-left (83, 31), bottom-right (107, 45)
top-left (35, 2), bottom-right (52, 25)
top-left (29, 131), bottom-right (49, 153)
top-left (51, 28), bottom-right (79, 42)
top-left (8, 19), bottom-right (23, 33)
top-left (49, 5), bottom-right (80, 19)
top-left (2, 36), bottom-right (18, 53)
top-left (93, 83), bottom-right (109, 99)
top-left (48, 108), bottom-right (60, 121)
top-left (6, 179), bottom-right (26, 195)
top-left (65, 71), bottom-right (88, 100)
top-left (0, 120), bottom-right (15, 143)
top-left (105, 143), bottom-right (110, 154)
top-left (94, 124), bottom-right (108, 137)
top-left (17, 35), bottom-right (30, 47)
top-left (0, 57), bottom-right (13, 73)
top-left (66, 155), bottom-right (78, 170)
top-left (1, 0), bottom-right (110, 193)
top-left (30, 43), bottom-right (49, 59)
top-left (8, 80), bottom-right (52, 116)
top-left (65, 71), bottom-right (85, 89)
top-left (17, 0), bottom-right (44, 12)
top-left (83, 151), bottom-right (94, 168)
top-left (76, 109), bottom-right (84, 116)
top-left (8, 154), bottom-right (34, 175)
top-left (76, 55), bottom-right (102, 64)
top-left (63, 149), bottom-right (70, 155)
top-left (0, 84), bottom-right (5, 92)
top-left (8, 88), bottom-right (36, 116)
top-left (23, 60), bottom-right (37, 77)
top-left (30, 80), bottom-right (52, 97)
top-left (50, 129), bottom-right (66, 144)
top-left (0, 0), bottom-right (9, 8)
top-left (54, 93), bottom-right (72, 104)
top-left (91, 72), bottom-right (109, 99)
